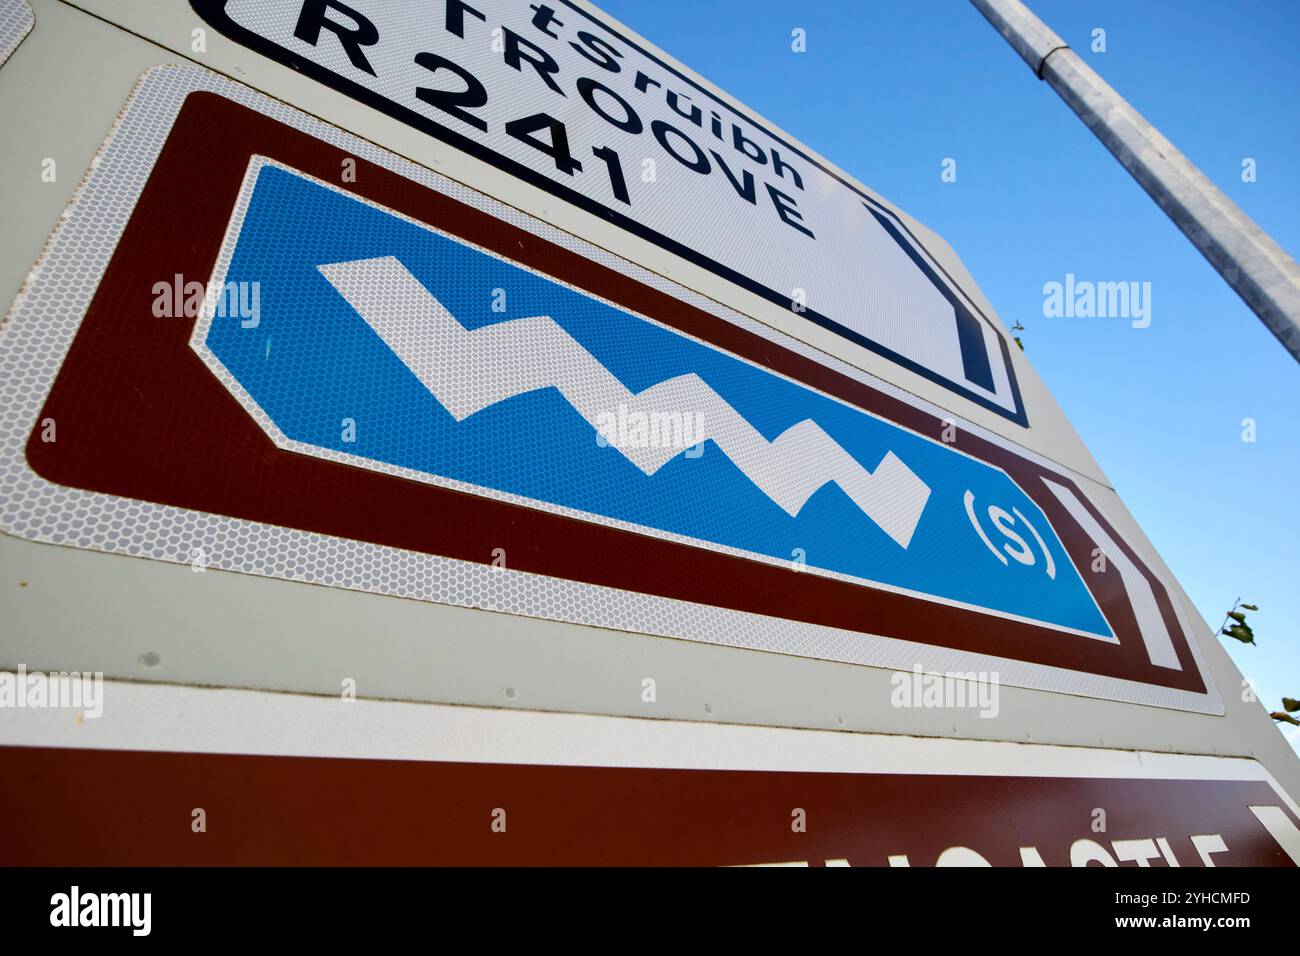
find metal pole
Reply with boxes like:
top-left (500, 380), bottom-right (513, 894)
top-left (971, 0), bottom-right (1300, 363)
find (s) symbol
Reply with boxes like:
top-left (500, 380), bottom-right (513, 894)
top-left (964, 490), bottom-right (1056, 580)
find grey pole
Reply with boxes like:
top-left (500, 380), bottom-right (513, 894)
top-left (971, 0), bottom-right (1300, 363)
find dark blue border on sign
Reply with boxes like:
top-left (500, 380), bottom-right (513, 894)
top-left (188, 0), bottom-right (1028, 426)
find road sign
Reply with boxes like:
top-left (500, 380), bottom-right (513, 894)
top-left (1, 68), bottom-right (1216, 713)
top-left (5, 1), bottom-right (1300, 873)
top-left (11, 745), bottom-right (1299, 865)
top-left (190, 0), bottom-right (1027, 423)
top-left (0, 684), bottom-right (1293, 866)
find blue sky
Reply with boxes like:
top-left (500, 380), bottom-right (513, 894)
top-left (597, 0), bottom-right (1300, 742)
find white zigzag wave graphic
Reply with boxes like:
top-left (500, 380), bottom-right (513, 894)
top-left (317, 256), bottom-right (932, 548)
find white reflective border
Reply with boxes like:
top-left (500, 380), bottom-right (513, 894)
top-left (0, 65), bottom-right (1219, 714)
top-left (1045, 479), bottom-right (1180, 669)
top-left (0, 0), bottom-right (32, 67)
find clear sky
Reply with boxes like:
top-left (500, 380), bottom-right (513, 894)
top-left (597, 0), bottom-right (1300, 746)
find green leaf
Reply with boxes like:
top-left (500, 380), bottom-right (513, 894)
top-left (1240, 604), bottom-right (1259, 611)
top-left (1272, 712), bottom-right (1300, 726)
top-left (1227, 610), bottom-right (1246, 624)
top-left (1222, 624), bottom-right (1255, 645)
top-left (1284, 698), bottom-right (1300, 713)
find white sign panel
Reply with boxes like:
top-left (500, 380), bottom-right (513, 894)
top-left (192, 0), bottom-right (1027, 423)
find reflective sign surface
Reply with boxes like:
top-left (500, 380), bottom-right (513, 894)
top-left (0, 68), bottom-right (1217, 712)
